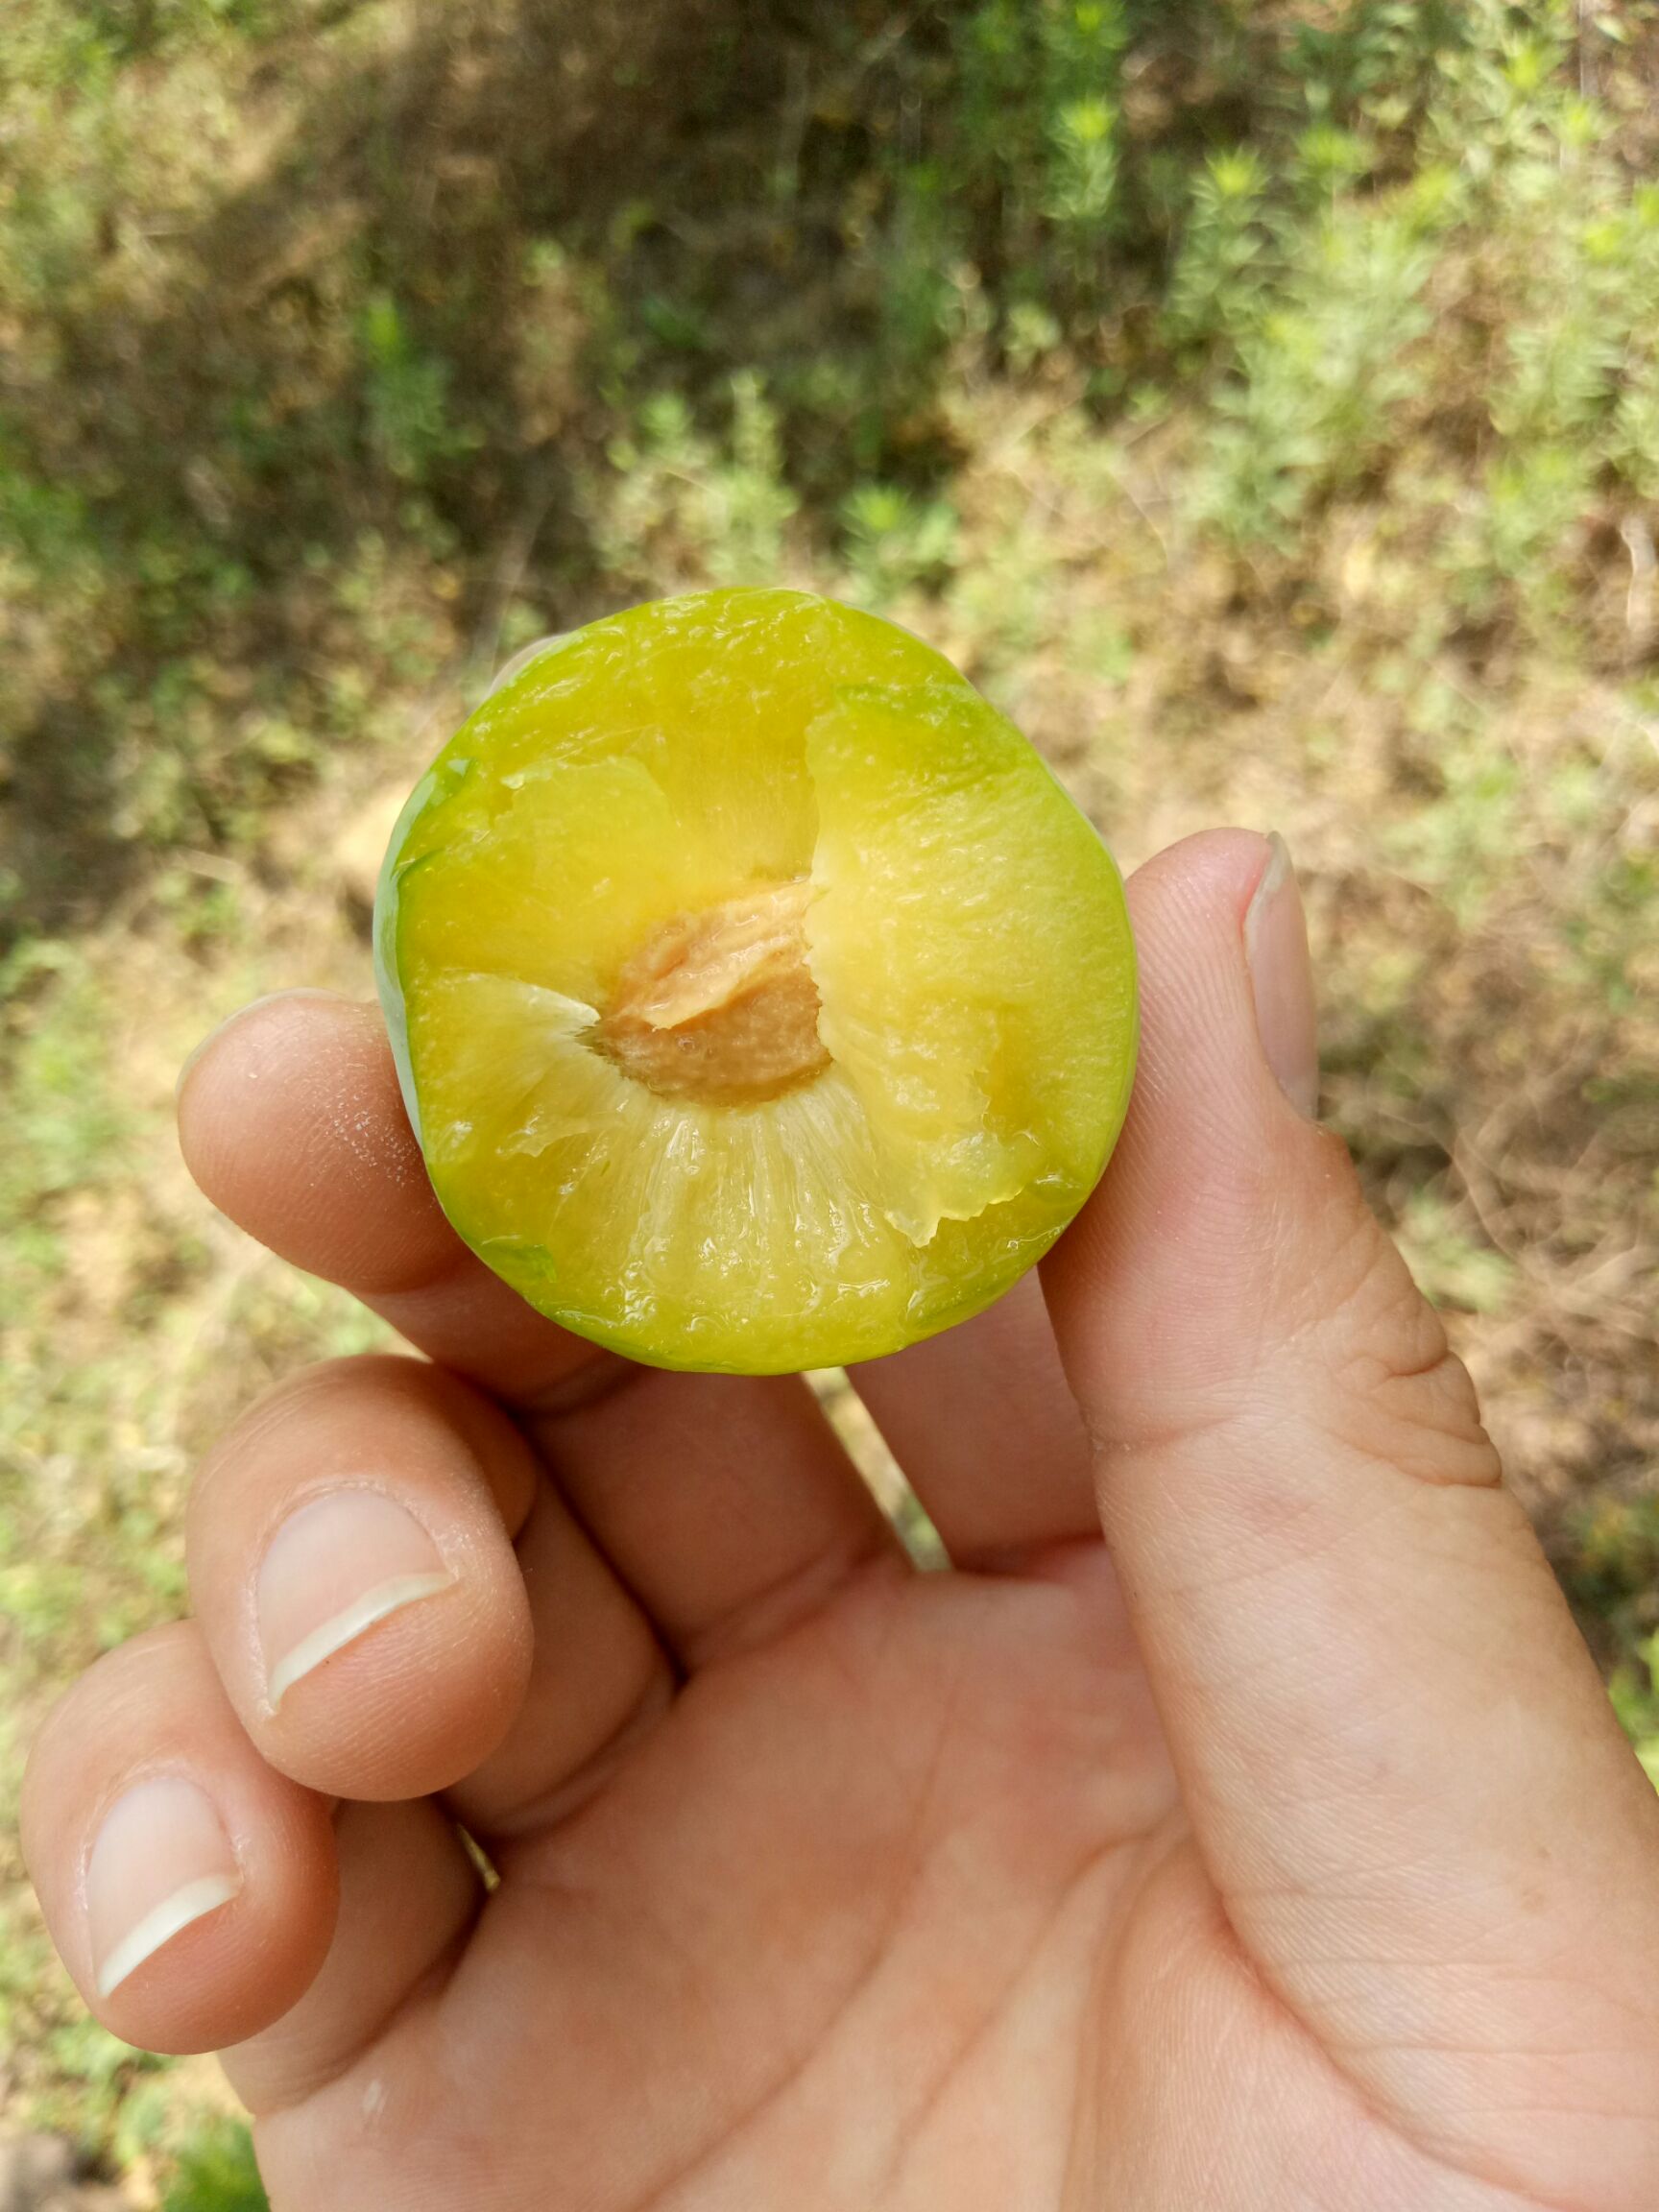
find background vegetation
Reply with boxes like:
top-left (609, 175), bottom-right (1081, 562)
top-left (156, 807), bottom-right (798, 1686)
top-left (3, 0), bottom-right (1657, 2199)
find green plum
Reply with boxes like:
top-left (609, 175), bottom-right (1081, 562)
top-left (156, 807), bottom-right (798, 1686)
top-left (375, 587), bottom-right (1138, 1373)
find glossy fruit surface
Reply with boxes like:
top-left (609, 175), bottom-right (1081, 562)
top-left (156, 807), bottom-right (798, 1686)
top-left (375, 588), bottom-right (1137, 1373)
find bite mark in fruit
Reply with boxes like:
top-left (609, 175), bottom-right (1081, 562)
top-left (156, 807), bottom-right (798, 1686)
top-left (595, 878), bottom-right (830, 1106)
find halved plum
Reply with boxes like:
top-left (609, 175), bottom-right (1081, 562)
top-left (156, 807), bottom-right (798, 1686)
top-left (374, 588), bottom-right (1137, 1373)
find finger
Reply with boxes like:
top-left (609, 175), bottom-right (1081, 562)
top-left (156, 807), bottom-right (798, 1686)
top-left (222, 1797), bottom-right (479, 2118)
top-left (178, 993), bottom-right (619, 1409)
top-left (188, 1358), bottom-right (536, 1802)
top-left (445, 1468), bottom-right (671, 1843)
top-left (1044, 830), bottom-right (1659, 2198)
top-left (538, 1370), bottom-right (904, 1669)
top-left (183, 993), bottom-right (906, 1674)
top-left (20, 1622), bottom-right (336, 2056)
top-left (849, 1268), bottom-right (1097, 1566)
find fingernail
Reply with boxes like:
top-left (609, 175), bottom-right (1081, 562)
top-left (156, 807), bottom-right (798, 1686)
top-left (257, 1490), bottom-right (451, 1711)
top-left (1243, 831), bottom-right (1320, 1118)
top-left (176, 989), bottom-right (347, 1102)
top-left (88, 1775), bottom-right (241, 1998)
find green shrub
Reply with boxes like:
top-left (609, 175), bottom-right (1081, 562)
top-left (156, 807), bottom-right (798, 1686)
top-left (160, 2117), bottom-right (268, 2212)
top-left (839, 483), bottom-right (960, 610)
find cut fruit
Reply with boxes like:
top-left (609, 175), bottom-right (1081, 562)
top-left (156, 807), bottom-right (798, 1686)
top-left (375, 587), bottom-right (1138, 1373)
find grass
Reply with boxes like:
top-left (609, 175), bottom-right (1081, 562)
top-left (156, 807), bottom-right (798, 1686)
top-left (2, 0), bottom-right (1656, 2197)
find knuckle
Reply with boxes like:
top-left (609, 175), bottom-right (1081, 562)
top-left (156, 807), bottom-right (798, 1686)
top-left (1293, 1175), bottom-right (1503, 1490)
top-left (1335, 1331), bottom-right (1503, 1490)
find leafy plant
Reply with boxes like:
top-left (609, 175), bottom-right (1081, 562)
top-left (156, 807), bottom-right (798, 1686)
top-left (593, 373), bottom-right (798, 590)
top-left (1187, 200), bottom-right (1438, 546)
top-left (840, 483), bottom-right (960, 609)
top-left (1610, 1632), bottom-right (1659, 1793)
top-left (160, 2117), bottom-right (268, 2212)
top-left (359, 291), bottom-right (477, 488)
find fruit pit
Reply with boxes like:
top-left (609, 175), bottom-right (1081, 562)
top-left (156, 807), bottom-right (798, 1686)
top-left (595, 878), bottom-right (830, 1106)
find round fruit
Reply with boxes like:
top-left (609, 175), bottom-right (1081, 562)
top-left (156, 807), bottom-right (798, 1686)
top-left (374, 588), bottom-right (1138, 1374)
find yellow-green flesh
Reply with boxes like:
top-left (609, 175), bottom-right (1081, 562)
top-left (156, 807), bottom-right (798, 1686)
top-left (375, 588), bottom-right (1138, 1373)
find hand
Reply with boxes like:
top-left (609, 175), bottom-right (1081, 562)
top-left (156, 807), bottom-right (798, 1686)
top-left (23, 830), bottom-right (1659, 2211)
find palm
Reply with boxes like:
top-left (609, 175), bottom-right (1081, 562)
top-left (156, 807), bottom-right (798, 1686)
top-left (259, 1544), bottom-right (1516, 2211)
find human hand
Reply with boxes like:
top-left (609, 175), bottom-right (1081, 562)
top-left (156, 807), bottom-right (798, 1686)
top-left (23, 830), bottom-right (1659, 2210)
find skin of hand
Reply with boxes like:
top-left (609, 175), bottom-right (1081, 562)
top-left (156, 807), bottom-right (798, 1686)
top-left (21, 829), bottom-right (1659, 2212)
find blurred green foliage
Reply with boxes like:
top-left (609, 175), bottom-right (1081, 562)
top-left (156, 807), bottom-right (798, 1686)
top-left (159, 2118), bottom-right (269, 2212)
top-left (1, 0), bottom-right (1658, 926)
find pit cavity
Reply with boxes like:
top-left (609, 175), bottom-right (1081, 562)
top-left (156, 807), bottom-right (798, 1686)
top-left (595, 878), bottom-right (830, 1106)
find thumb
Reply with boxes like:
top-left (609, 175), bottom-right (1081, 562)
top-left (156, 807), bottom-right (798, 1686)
top-left (1044, 829), bottom-right (1659, 2202)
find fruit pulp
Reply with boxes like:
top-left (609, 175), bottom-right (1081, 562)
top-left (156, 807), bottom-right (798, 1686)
top-left (375, 588), bottom-right (1138, 1373)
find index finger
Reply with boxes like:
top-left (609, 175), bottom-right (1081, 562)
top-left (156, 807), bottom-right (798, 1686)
top-left (178, 992), bottom-right (619, 1412)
